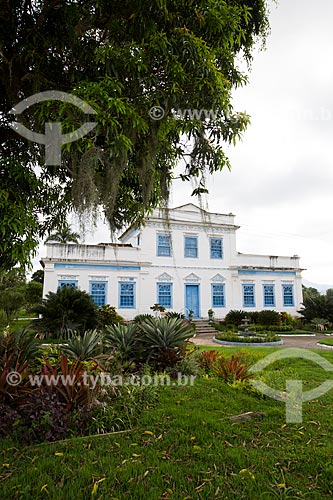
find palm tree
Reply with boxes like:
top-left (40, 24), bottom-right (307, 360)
top-left (45, 224), bottom-right (80, 244)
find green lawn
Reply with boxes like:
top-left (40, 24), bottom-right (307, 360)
top-left (1, 347), bottom-right (333, 499)
top-left (318, 337), bottom-right (333, 347)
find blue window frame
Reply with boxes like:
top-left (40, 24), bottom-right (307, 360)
top-left (243, 284), bottom-right (255, 307)
top-left (210, 238), bottom-right (223, 259)
top-left (89, 281), bottom-right (107, 307)
top-left (263, 284), bottom-right (275, 307)
top-left (157, 234), bottom-right (171, 257)
top-left (282, 284), bottom-right (294, 307)
top-left (212, 284), bottom-right (225, 308)
top-left (184, 236), bottom-right (198, 258)
top-left (58, 280), bottom-right (78, 289)
top-left (119, 282), bottom-right (136, 308)
top-left (157, 283), bottom-right (173, 308)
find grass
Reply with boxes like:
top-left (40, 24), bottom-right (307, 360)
top-left (318, 337), bottom-right (333, 347)
top-left (1, 347), bottom-right (333, 499)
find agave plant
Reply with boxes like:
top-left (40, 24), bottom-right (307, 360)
top-left (138, 317), bottom-right (193, 349)
top-left (138, 317), bottom-right (194, 369)
top-left (104, 323), bottom-right (139, 360)
top-left (61, 329), bottom-right (102, 361)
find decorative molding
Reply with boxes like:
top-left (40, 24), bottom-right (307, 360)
top-left (156, 272), bottom-right (173, 282)
top-left (148, 222), bottom-right (231, 233)
top-left (210, 273), bottom-right (225, 282)
top-left (58, 275), bottom-right (78, 280)
top-left (184, 273), bottom-right (201, 282)
top-left (117, 277), bottom-right (135, 282)
top-left (89, 276), bottom-right (108, 281)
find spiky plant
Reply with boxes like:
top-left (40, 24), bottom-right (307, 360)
top-left (104, 323), bottom-right (139, 360)
top-left (61, 329), bottom-right (102, 361)
top-left (138, 317), bottom-right (194, 369)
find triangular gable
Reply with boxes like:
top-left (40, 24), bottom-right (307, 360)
top-left (184, 273), bottom-right (201, 282)
top-left (156, 272), bottom-right (173, 281)
top-left (211, 273), bottom-right (225, 282)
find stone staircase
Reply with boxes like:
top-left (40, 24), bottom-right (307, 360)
top-left (192, 319), bottom-right (218, 338)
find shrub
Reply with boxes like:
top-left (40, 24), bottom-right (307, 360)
top-left (62, 329), bottom-right (102, 361)
top-left (0, 329), bottom-right (40, 366)
top-left (256, 310), bottom-right (280, 326)
top-left (98, 305), bottom-right (124, 327)
top-left (138, 317), bottom-right (194, 370)
top-left (165, 311), bottom-right (185, 320)
top-left (104, 323), bottom-right (139, 360)
top-left (32, 286), bottom-right (99, 339)
top-left (133, 313), bottom-right (154, 324)
top-left (224, 310), bottom-right (247, 325)
top-left (40, 354), bottom-right (99, 410)
top-left (205, 353), bottom-right (253, 383)
top-left (215, 332), bottom-right (280, 343)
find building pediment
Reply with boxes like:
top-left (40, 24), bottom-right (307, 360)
top-left (156, 272), bottom-right (173, 281)
top-left (210, 273), bottom-right (225, 282)
top-left (184, 273), bottom-right (201, 282)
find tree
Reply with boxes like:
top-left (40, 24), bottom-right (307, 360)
top-left (299, 286), bottom-right (333, 323)
top-left (0, 1), bottom-right (270, 272)
top-left (0, 269), bottom-right (26, 324)
top-left (32, 286), bottom-right (99, 339)
top-left (45, 223), bottom-right (80, 244)
top-left (31, 270), bottom-right (44, 284)
top-left (24, 281), bottom-right (43, 311)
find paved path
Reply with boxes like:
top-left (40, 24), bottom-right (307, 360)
top-left (191, 332), bottom-right (333, 350)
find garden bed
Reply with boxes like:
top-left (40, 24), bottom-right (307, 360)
top-left (213, 336), bottom-right (284, 347)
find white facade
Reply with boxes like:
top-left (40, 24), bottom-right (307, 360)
top-left (41, 204), bottom-right (303, 319)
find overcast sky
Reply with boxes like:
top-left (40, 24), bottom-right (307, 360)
top-left (37, 0), bottom-right (333, 286)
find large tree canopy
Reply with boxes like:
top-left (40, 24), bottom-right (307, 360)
top-left (0, 0), bottom-right (270, 272)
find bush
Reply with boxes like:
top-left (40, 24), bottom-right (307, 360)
top-left (215, 332), bottom-right (280, 343)
top-left (62, 329), bottom-right (103, 361)
top-left (32, 286), bottom-right (99, 339)
top-left (138, 317), bottom-right (194, 370)
top-left (202, 352), bottom-right (253, 383)
top-left (133, 314), bottom-right (154, 323)
top-left (98, 305), bottom-right (124, 327)
top-left (224, 310), bottom-right (247, 325)
top-left (256, 310), bottom-right (280, 326)
top-left (104, 323), bottom-right (139, 361)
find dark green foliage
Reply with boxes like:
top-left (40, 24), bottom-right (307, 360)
top-left (254, 310), bottom-right (280, 326)
top-left (31, 270), bottom-right (44, 284)
top-left (24, 281), bottom-right (43, 310)
top-left (165, 311), bottom-right (185, 320)
top-left (98, 305), bottom-right (124, 327)
top-left (0, 330), bottom-right (40, 367)
top-left (133, 314), bottom-right (154, 323)
top-left (137, 317), bottom-right (193, 370)
top-left (32, 286), bottom-right (99, 339)
top-left (45, 223), bottom-right (80, 244)
top-left (0, 1), bottom-right (269, 271)
top-left (104, 323), bottom-right (139, 360)
top-left (299, 286), bottom-right (333, 322)
top-left (215, 332), bottom-right (280, 343)
top-left (224, 310), bottom-right (247, 325)
top-left (61, 329), bottom-right (102, 361)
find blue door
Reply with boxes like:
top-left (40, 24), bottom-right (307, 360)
top-left (185, 284), bottom-right (200, 318)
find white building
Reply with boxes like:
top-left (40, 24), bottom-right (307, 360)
top-left (41, 204), bottom-right (303, 319)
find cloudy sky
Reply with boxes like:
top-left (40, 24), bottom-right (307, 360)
top-left (37, 0), bottom-right (333, 286)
